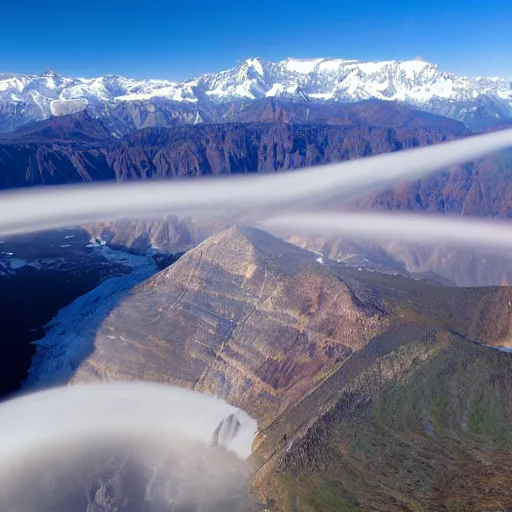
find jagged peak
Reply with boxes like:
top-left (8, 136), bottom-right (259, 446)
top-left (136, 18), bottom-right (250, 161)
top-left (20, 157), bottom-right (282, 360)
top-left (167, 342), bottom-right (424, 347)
top-left (39, 67), bottom-right (61, 76)
top-left (198, 224), bottom-right (281, 251)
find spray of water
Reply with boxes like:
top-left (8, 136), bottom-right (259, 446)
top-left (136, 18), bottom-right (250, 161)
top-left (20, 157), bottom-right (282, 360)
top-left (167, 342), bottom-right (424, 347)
top-left (0, 381), bottom-right (257, 462)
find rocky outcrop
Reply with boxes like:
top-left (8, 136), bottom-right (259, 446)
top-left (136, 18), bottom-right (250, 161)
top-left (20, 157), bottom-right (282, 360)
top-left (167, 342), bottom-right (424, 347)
top-left (83, 216), bottom-right (231, 255)
top-left (212, 413), bottom-right (242, 449)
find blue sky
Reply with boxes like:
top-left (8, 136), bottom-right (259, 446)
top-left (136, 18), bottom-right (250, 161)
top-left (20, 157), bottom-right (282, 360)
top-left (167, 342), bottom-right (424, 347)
top-left (0, 0), bottom-right (510, 79)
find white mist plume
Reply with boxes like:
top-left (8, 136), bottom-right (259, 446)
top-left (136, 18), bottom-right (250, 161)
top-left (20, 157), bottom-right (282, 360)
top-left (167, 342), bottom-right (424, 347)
top-left (0, 128), bottom-right (510, 236)
top-left (263, 212), bottom-right (512, 250)
top-left (0, 383), bottom-right (257, 511)
top-left (0, 381), bottom-right (257, 462)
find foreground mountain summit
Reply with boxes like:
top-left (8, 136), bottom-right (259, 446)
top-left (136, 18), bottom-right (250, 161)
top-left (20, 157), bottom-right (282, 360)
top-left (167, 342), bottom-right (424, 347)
top-left (1, 56), bottom-right (511, 133)
top-left (25, 225), bottom-right (512, 510)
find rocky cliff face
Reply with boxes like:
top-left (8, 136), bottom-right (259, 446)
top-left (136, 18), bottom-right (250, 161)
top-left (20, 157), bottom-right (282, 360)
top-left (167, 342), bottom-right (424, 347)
top-left (0, 101), bottom-right (468, 189)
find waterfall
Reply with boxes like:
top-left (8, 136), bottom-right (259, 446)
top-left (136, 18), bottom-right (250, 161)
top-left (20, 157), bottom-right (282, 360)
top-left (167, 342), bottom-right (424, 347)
top-left (212, 412), bottom-right (242, 448)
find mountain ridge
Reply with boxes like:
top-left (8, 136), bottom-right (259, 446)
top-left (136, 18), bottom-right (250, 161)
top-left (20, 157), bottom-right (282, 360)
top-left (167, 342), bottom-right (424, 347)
top-left (0, 101), bottom-right (468, 189)
top-left (1, 57), bottom-right (511, 133)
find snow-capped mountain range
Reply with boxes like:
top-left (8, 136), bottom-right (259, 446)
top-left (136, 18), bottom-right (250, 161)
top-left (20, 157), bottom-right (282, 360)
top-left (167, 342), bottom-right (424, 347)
top-left (1, 57), bottom-right (511, 132)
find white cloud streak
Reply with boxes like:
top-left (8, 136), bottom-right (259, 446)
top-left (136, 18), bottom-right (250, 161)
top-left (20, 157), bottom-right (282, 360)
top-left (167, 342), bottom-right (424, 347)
top-left (0, 128), bottom-right (510, 236)
top-left (262, 212), bottom-right (512, 250)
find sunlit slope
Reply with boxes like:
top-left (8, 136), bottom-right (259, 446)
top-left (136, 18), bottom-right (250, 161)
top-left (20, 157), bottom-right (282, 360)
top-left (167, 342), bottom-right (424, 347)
top-left (254, 335), bottom-right (512, 511)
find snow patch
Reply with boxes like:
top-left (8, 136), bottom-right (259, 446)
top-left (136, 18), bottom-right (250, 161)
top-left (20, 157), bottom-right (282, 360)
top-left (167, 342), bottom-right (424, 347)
top-left (355, 61), bottom-right (390, 75)
top-left (309, 92), bottom-right (334, 100)
top-left (398, 60), bottom-right (431, 79)
top-left (247, 58), bottom-right (264, 76)
top-left (87, 237), bottom-right (107, 248)
top-left (317, 59), bottom-right (353, 73)
top-left (9, 258), bottom-right (27, 270)
top-left (284, 58), bottom-right (324, 74)
top-left (265, 83), bottom-right (285, 96)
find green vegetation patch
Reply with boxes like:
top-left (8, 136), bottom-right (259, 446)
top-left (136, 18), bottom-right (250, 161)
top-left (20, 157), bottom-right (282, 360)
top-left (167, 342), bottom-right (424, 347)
top-left (301, 478), bottom-right (362, 512)
top-left (468, 381), bottom-right (512, 449)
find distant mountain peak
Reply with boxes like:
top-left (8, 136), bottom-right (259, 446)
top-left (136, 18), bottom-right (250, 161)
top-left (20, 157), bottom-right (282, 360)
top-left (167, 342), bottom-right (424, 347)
top-left (40, 67), bottom-right (60, 76)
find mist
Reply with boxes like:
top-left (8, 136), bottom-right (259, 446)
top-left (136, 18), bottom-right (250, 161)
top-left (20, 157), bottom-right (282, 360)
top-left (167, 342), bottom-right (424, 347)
top-left (0, 382), bottom-right (257, 511)
top-left (262, 212), bottom-right (512, 250)
top-left (0, 382), bottom-right (257, 462)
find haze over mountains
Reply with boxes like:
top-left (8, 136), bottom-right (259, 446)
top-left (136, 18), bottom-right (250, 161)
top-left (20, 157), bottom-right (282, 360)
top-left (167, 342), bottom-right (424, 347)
top-left (1, 97), bottom-right (512, 290)
top-left (2, 95), bottom-right (512, 286)
top-left (1, 56), bottom-right (511, 133)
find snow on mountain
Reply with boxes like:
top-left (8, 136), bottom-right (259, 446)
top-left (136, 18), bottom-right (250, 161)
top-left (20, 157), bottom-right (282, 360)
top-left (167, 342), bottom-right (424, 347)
top-left (25, 244), bottom-right (159, 389)
top-left (0, 58), bottom-right (511, 132)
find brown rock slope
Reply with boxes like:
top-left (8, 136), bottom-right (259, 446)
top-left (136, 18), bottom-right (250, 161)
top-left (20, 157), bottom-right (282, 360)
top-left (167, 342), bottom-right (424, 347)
top-left (251, 266), bottom-right (512, 511)
top-left (32, 225), bottom-right (512, 510)
top-left (69, 226), bottom-right (388, 423)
